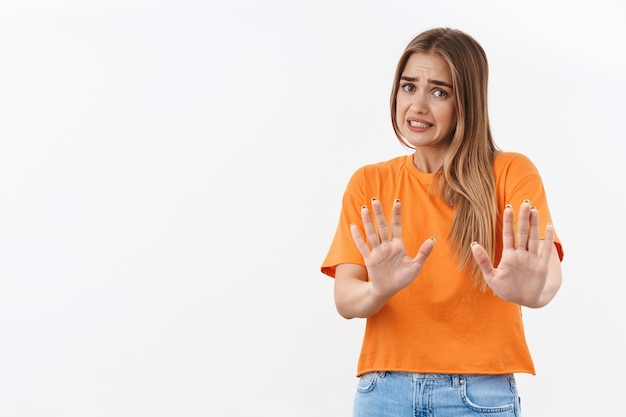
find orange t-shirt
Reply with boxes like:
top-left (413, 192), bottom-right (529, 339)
top-left (321, 152), bottom-right (563, 377)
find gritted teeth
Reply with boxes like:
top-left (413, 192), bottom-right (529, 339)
top-left (409, 121), bottom-right (432, 128)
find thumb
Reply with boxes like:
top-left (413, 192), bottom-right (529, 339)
top-left (470, 241), bottom-right (494, 278)
top-left (413, 237), bottom-right (436, 265)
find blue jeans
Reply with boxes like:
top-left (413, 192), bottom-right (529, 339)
top-left (353, 372), bottom-right (521, 417)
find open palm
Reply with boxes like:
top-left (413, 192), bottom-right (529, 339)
top-left (350, 198), bottom-right (435, 299)
top-left (471, 201), bottom-right (556, 307)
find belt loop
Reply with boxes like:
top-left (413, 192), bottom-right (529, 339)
top-left (452, 374), bottom-right (460, 388)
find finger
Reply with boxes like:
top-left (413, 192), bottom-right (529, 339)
top-left (470, 241), bottom-right (494, 281)
top-left (540, 222), bottom-right (556, 262)
top-left (371, 198), bottom-right (389, 242)
top-left (360, 204), bottom-right (380, 249)
top-left (502, 204), bottom-right (515, 250)
top-left (516, 200), bottom-right (531, 250)
top-left (390, 199), bottom-right (403, 241)
top-left (527, 207), bottom-right (540, 255)
top-left (413, 237), bottom-right (436, 266)
top-left (349, 223), bottom-right (371, 258)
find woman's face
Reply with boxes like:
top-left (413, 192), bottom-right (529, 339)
top-left (395, 52), bottom-right (456, 151)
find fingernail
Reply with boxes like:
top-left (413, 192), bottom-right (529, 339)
top-left (471, 241), bottom-right (478, 247)
top-left (505, 204), bottom-right (512, 209)
top-left (361, 205), bottom-right (367, 210)
top-left (523, 199), bottom-right (530, 204)
top-left (429, 236), bottom-right (436, 242)
top-left (530, 206), bottom-right (536, 210)
top-left (394, 199), bottom-right (400, 204)
top-left (371, 197), bottom-right (378, 202)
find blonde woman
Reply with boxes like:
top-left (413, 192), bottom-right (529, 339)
top-left (321, 27), bottom-right (564, 417)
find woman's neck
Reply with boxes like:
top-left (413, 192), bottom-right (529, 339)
top-left (412, 149), bottom-right (445, 173)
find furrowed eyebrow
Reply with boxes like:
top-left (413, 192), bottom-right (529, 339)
top-left (430, 79), bottom-right (453, 89)
top-left (400, 76), bottom-right (453, 89)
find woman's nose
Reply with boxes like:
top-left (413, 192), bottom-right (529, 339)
top-left (409, 92), bottom-right (429, 113)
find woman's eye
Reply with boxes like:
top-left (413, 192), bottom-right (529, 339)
top-left (433, 89), bottom-right (448, 98)
top-left (401, 83), bottom-right (415, 92)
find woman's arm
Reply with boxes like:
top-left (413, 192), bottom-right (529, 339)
top-left (334, 199), bottom-right (436, 319)
top-left (334, 264), bottom-right (390, 319)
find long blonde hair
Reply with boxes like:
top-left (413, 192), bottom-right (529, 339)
top-left (390, 28), bottom-right (498, 288)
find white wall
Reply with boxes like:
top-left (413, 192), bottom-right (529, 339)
top-left (0, 0), bottom-right (624, 416)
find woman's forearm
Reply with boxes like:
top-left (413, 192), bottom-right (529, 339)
top-left (334, 264), bottom-right (393, 319)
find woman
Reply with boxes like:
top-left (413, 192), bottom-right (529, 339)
top-left (320, 27), bottom-right (564, 416)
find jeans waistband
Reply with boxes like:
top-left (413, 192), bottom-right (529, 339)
top-left (376, 372), bottom-right (513, 387)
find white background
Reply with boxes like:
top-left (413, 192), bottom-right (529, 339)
top-left (0, 0), bottom-right (624, 416)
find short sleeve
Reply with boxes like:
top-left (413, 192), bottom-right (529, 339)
top-left (494, 152), bottom-right (564, 261)
top-left (320, 167), bottom-right (369, 278)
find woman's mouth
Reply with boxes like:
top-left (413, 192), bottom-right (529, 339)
top-left (409, 120), bottom-right (433, 128)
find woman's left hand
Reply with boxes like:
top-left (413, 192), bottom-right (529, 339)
top-left (471, 200), bottom-right (560, 308)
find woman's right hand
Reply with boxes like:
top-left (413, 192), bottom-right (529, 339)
top-left (350, 198), bottom-right (436, 299)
